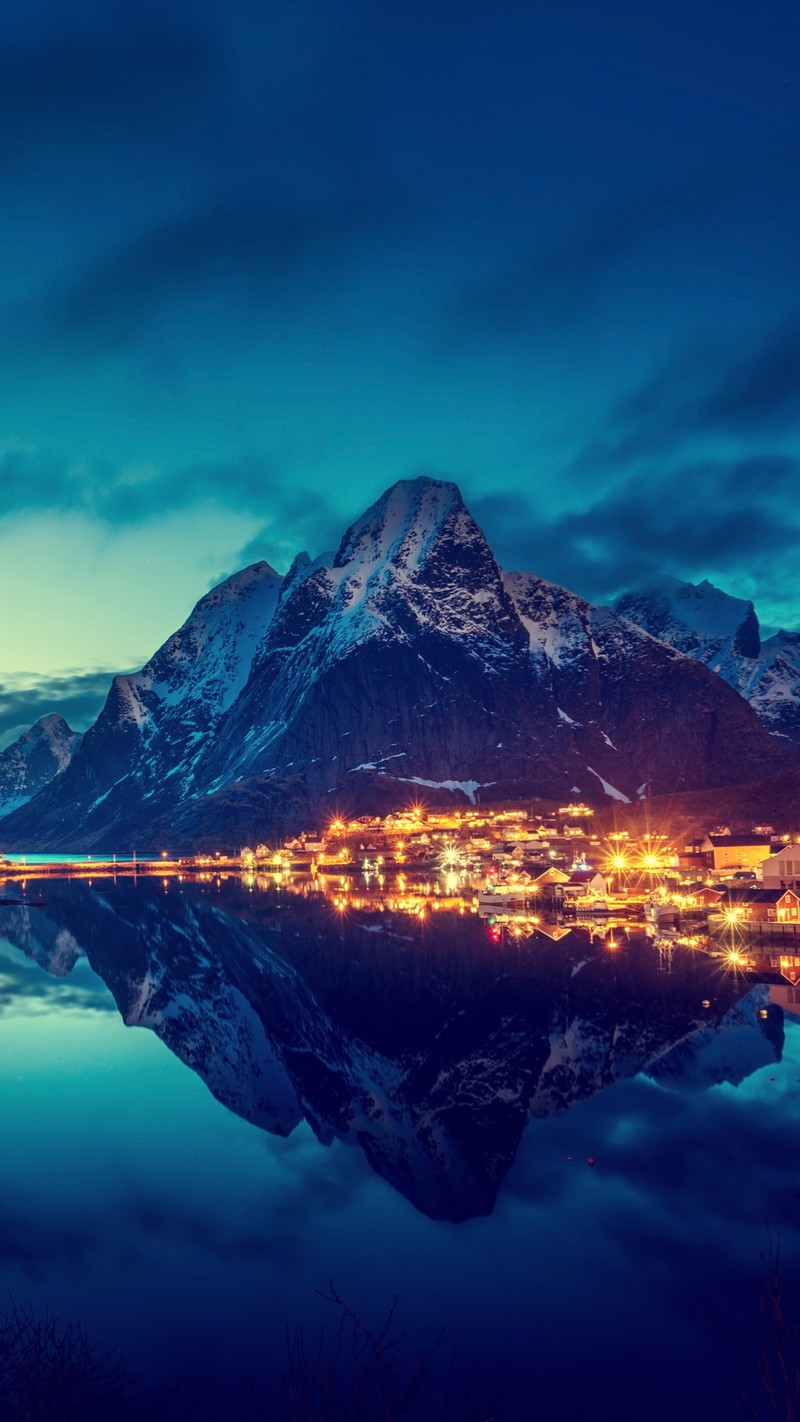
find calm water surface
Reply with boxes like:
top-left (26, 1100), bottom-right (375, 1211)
top-left (1, 876), bottom-right (798, 1418)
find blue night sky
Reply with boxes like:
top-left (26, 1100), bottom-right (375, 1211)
top-left (1, 0), bottom-right (800, 744)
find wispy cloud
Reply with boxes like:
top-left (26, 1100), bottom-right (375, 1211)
top-left (0, 14), bottom-right (221, 171)
top-left (470, 451), bottom-right (800, 614)
top-left (21, 194), bottom-right (389, 352)
top-left (0, 450), bottom-right (327, 531)
top-left (578, 311), bottom-right (800, 471)
top-left (0, 669), bottom-right (121, 747)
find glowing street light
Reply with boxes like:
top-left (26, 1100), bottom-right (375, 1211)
top-left (438, 840), bottom-right (464, 873)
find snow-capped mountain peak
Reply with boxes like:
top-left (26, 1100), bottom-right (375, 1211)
top-left (334, 477), bottom-right (477, 572)
top-left (615, 575), bottom-right (800, 754)
top-left (0, 713), bottom-right (83, 815)
top-left (615, 574), bottom-right (760, 664)
top-left (1, 485), bottom-right (795, 851)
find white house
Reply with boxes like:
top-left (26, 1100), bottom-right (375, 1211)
top-left (762, 843), bottom-right (800, 891)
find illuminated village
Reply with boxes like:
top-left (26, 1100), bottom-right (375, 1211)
top-left (4, 800), bottom-right (800, 990)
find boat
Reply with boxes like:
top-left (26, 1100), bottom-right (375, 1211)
top-left (478, 887), bottom-right (529, 912)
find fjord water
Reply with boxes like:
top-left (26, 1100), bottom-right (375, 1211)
top-left (1, 878), bottom-right (799, 1419)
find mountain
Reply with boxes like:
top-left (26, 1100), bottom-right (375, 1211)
top-left (0, 878), bottom-right (781, 1221)
top-left (0, 561), bottom-right (283, 850)
top-left (615, 575), bottom-right (800, 755)
top-left (1, 480), bottom-right (796, 851)
top-left (0, 713), bottom-right (82, 817)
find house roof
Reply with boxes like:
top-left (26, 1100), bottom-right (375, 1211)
top-left (722, 887), bottom-right (799, 904)
top-left (765, 843), bottom-right (800, 861)
top-left (534, 867), bottom-right (570, 884)
top-left (707, 834), bottom-right (771, 847)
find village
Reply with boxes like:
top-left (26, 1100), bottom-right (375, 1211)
top-left (232, 801), bottom-right (800, 982)
top-left (4, 799), bottom-right (800, 987)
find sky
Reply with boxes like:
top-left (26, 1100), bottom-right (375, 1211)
top-left (1, 0), bottom-right (800, 746)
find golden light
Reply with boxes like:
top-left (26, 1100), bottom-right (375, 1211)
top-left (438, 840), bottom-right (464, 872)
top-left (724, 948), bottom-right (745, 968)
top-left (722, 907), bottom-right (742, 927)
top-left (642, 853), bottom-right (660, 870)
top-left (330, 819), bottom-right (345, 834)
top-left (612, 854), bottom-right (628, 870)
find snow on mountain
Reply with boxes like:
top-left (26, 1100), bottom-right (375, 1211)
top-left (1, 480), bottom-right (795, 851)
top-left (615, 575), bottom-right (759, 668)
top-left (201, 478), bottom-right (529, 788)
top-left (615, 575), bottom-right (800, 754)
top-left (2, 561), bottom-right (283, 842)
top-left (738, 630), bottom-right (800, 750)
top-left (0, 713), bottom-right (82, 815)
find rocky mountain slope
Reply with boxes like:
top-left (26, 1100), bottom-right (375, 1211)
top-left (1, 481), bottom-right (795, 851)
top-left (0, 713), bottom-right (82, 816)
top-left (615, 575), bottom-right (800, 755)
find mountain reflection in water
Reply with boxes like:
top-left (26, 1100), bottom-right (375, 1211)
top-left (1, 876), bottom-right (784, 1223)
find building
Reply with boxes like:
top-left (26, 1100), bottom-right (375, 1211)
top-left (701, 834), bottom-right (772, 872)
top-left (761, 843), bottom-right (800, 891)
top-left (683, 885), bottom-right (724, 907)
top-left (559, 868), bottom-right (608, 902)
top-left (718, 887), bottom-right (800, 923)
top-left (533, 866), bottom-right (571, 888)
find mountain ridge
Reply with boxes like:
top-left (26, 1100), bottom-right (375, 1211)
top-left (0, 713), bottom-right (83, 817)
top-left (1, 479), bottom-right (796, 851)
top-left (615, 574), bottom-right (800, 755)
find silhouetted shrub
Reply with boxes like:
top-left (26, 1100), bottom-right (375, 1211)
top-left (0, 1297), bottom-right (143, 1421)
top-left (741, 1242), bottom-right (800, 1421)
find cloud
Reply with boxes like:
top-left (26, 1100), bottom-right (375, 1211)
top-left (580, 312), bottom-right (800, 470)
top-left (446, 131), bottom-right (800, 341)
top-left (0, 450), bottom-right (330, 531)
top-left (220, 485), bottom-right (345, 581)
top-left (0, 15), bottom-right (220, 168)
top-left (470, 452), bottom-right (800, 607)
top-left (0, 448), bottom-right (359, 580)
top-left (697, 318), bottom-right (800, 432)
top-left (30, 195), bottom-right (385, 351)
top-left (0, 669), bottom-right (119, 747)
top-left (0, 462), bottom-right (345, 740)
top-left (448, 168), bottom-right (731, 338)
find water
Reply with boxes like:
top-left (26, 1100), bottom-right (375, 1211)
top-left (1, 876), bottom-right (798, 1419)
top-left (2, 852), bottom-right (139, 864)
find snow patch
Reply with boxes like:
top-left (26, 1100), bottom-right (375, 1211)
top-left (392, 776), bottom-right (491, 805)
top-left (586, 767), bottom-right (631, 803)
